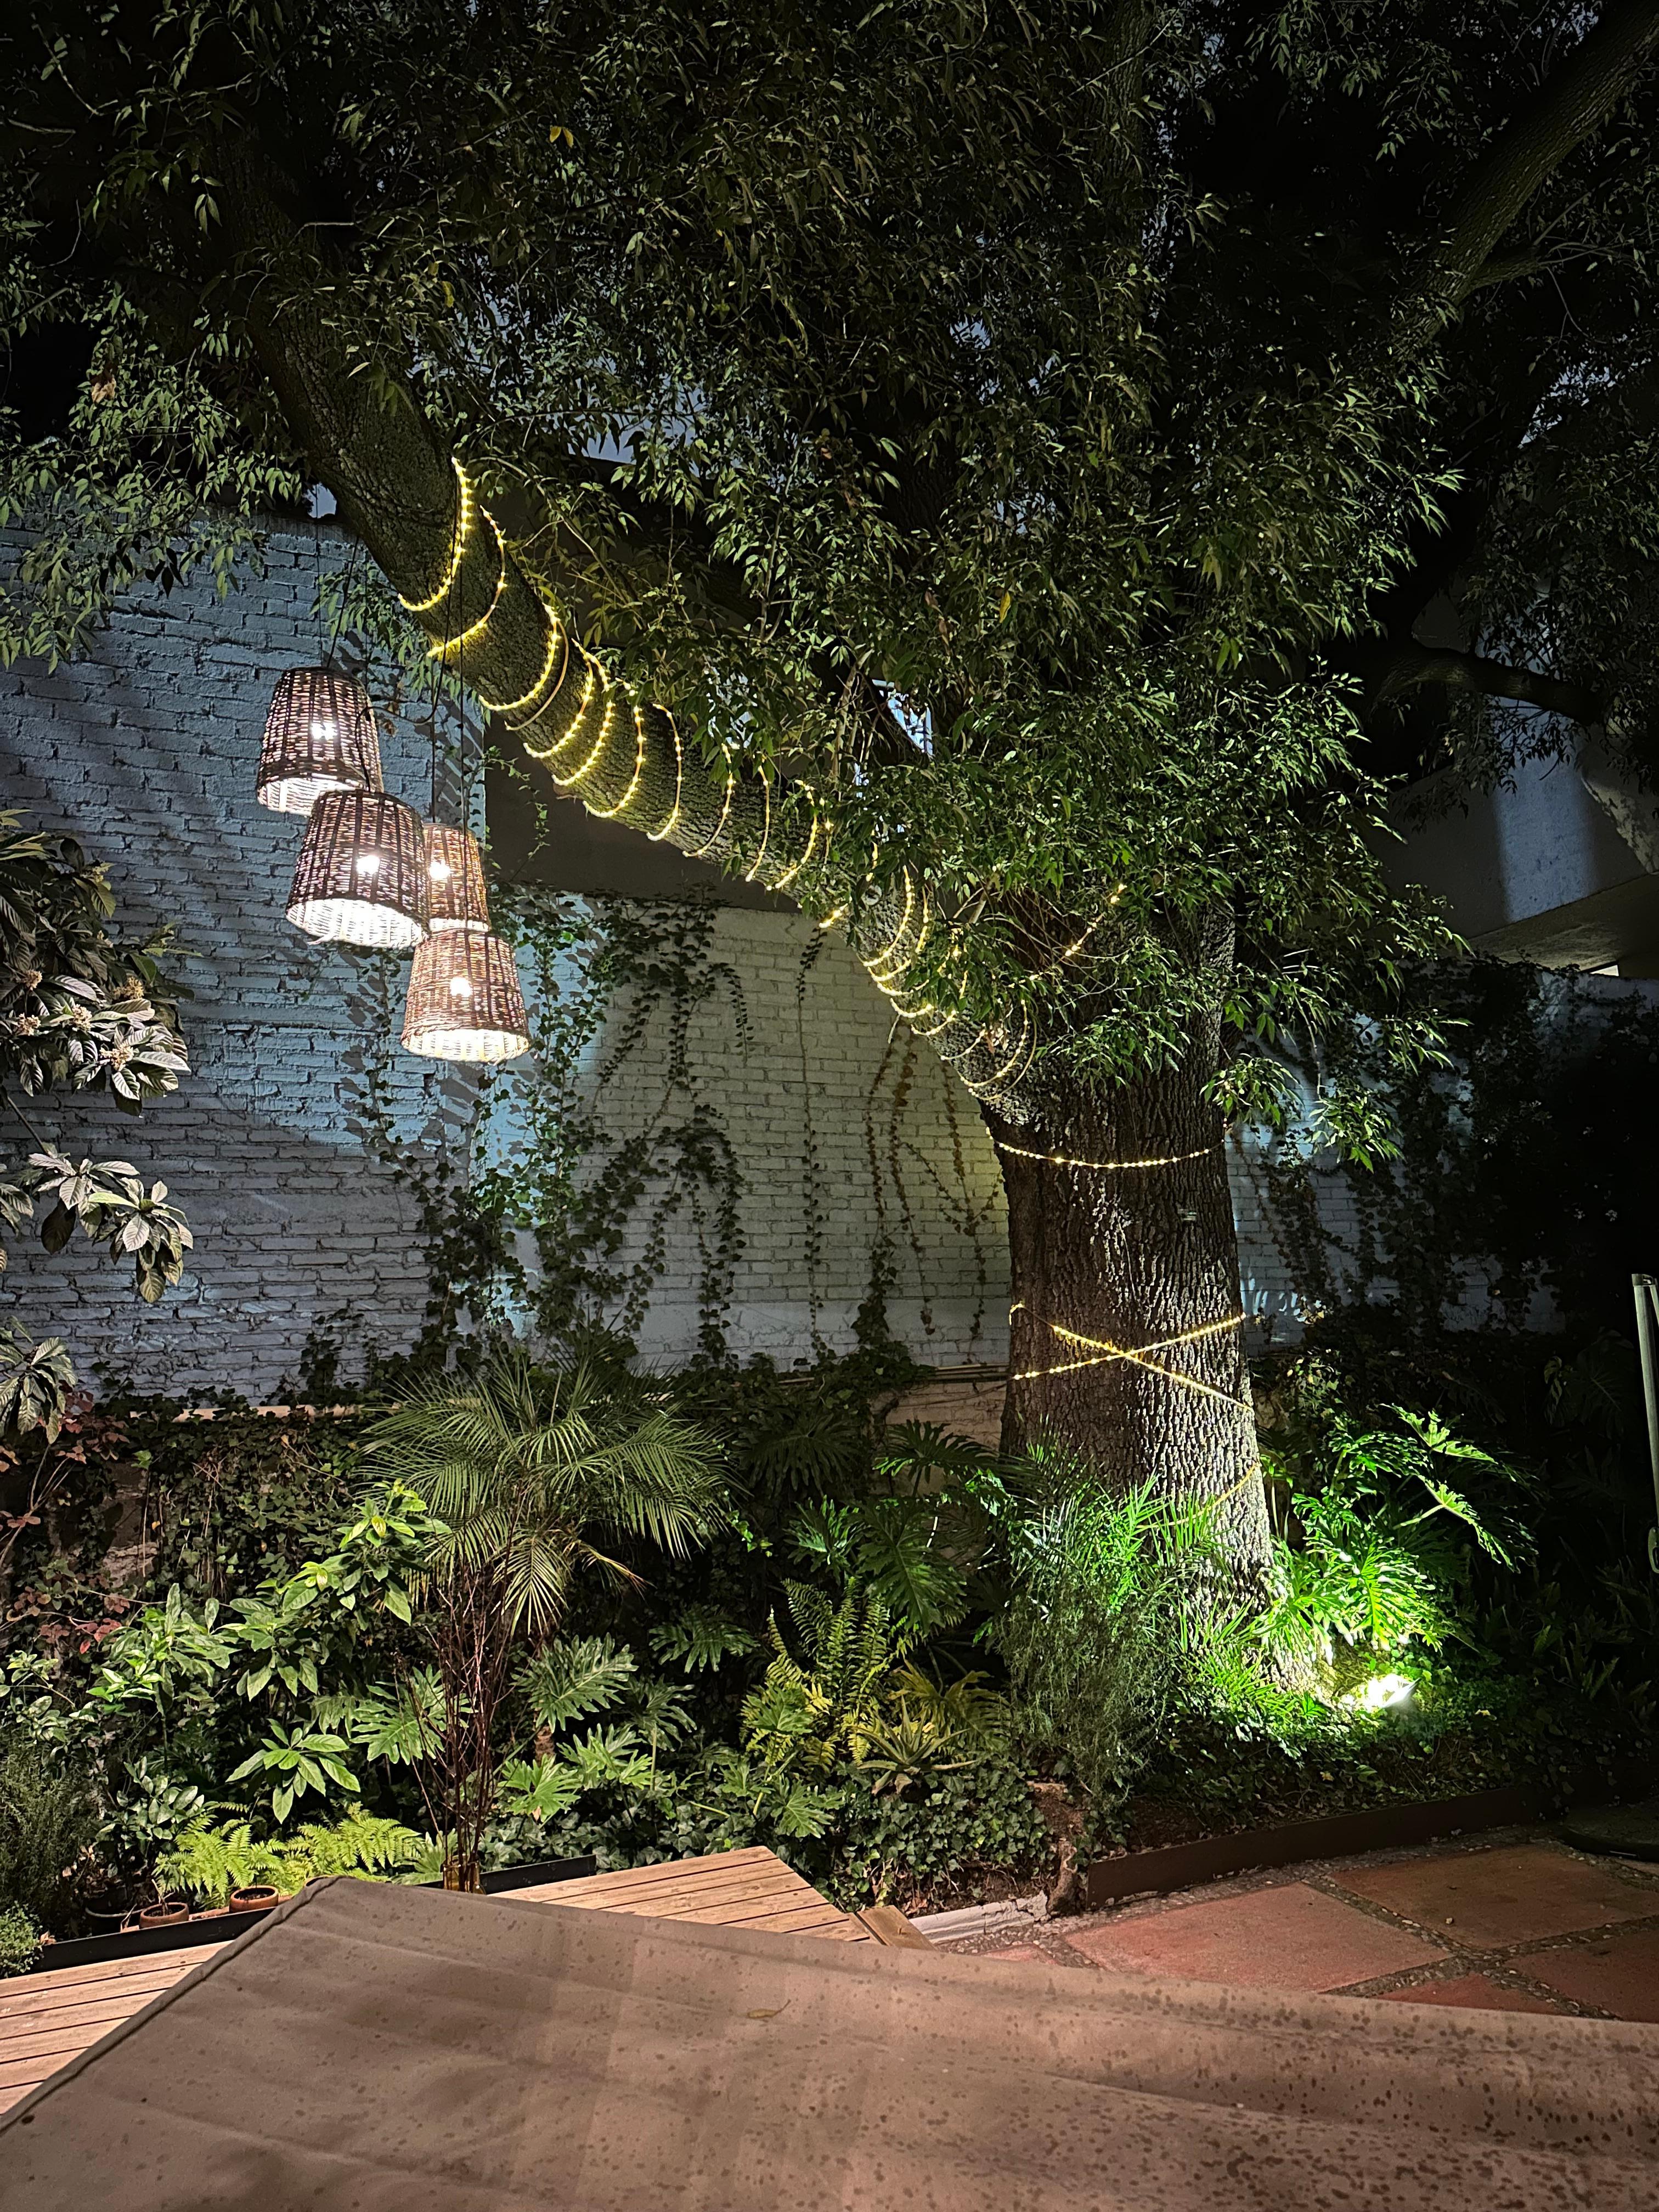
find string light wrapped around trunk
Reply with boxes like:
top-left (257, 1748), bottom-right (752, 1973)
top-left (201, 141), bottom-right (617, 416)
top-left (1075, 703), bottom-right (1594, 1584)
top-left (423, 823), bottom-right (491, 933)
top-left (286, 789), bottom-right (428, 947)
top-left (256, 669), bottom-right (383, 815)
top-left (402, 928), bottom-right (529, 1062)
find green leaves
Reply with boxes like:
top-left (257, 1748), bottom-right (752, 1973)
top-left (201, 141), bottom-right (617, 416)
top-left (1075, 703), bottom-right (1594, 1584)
top-left (0, 1327), bottom-right (76, 1442)
top-left (648, 1606), bottom-right (760, 1674)
top-left (228, 1723), bottom-right (359, 1824)
top-left (366, 1342), bottom-right (726, 1638)
top-left (792, 1498), bottom-right (969, 1642)
top-left (8, 1150), bottom-right (193, 1302)
top-left (1261, 1379), bottom-right (1533, 1667)
top-left (518, 1635), bottom-right (638, 1729)
top-left (496, 1756), bottom-right (584, 1823)
top-left (158, 1809), bottom-right (431, 1906)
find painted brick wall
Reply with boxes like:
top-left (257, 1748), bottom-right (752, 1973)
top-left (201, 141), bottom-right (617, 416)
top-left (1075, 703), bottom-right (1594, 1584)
top-left (1, 528), bottom-right (1314, 1396)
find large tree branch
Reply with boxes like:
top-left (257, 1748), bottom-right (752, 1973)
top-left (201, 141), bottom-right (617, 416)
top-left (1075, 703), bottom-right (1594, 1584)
top-left (1403, 0), bottom-right (1659, 339)
top-left (1376, 641), bottom-right (1603, 724)
top-left (205, 151), bottom-right (1029, 1107)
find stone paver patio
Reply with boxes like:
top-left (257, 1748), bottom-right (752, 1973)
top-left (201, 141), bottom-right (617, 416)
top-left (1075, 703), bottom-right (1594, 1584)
top-left (939, 1827), bottom-right (1659, 2018)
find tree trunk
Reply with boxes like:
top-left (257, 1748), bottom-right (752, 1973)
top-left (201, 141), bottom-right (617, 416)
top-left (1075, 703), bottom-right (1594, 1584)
top-left (984, 1055), bottom-right (1271, 1584)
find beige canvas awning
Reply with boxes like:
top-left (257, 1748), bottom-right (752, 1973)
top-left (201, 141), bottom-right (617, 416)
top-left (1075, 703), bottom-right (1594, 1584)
top-left (4, 1875), bottom-right (1657, 2210)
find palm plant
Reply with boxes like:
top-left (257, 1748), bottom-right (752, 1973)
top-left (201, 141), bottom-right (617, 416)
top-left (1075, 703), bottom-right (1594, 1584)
top-left (366, 1342), bottom-right (724, 1888)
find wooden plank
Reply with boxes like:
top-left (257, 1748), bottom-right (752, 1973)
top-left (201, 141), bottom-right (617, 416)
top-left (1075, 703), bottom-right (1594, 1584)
top-left (855, 1903), bottom-right (933, 1950)
top-left (0, 1961), bottom-right (201, 2023)
top-left (9, 1945), bottom-right (228, 2001)
top-left (0, 1984), bottom-right (182, 2040)
top-left (552, 1880), bottom-right (836, 1927)
top-left (552, 1848), bottom-right (775, 1889)
top-left (649, 1896), bottom-right (850, 1933)
top-left (0, 2019), bottom-right (144, 2067)
top-left (524, 1881), bottom-right (805, 1918)
top-left (546, 1867), bottom-right (811, 1916)
top-left (539, 1855), bottom-right (815, 1902)
top-left (0, 1990), bottom-right (177, 2049)
top-left (1, 2045), bottom-right (86, 2089)
top-left (533, 1852), bottom-right (781, 1899)
top-left (513, 1845), bottom-right (867, 1943)
top-left (0, 1947), bottom-right (215, 2115)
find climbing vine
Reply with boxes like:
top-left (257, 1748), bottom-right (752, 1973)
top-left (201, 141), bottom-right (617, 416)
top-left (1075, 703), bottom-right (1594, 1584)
top-left (861, 1027), bottom-right (997, 1352)
top-left (343, 894), bottom-right (751, 1365)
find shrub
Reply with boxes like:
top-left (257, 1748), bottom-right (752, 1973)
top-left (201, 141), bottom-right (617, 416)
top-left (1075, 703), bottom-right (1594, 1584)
top-left (0, 1902), bottom-right (40, 1977)
top-left (0, 1731), bottom-right (99, 1926)
top-left (996, 1465), bottom-right (1229, 1808)
top-left (830, 1760), bottom-right (1051, 1912)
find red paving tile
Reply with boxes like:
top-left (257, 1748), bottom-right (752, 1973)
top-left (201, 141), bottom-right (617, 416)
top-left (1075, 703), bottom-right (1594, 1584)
top-left (1332, 1843), bottom-right (1655, 1950)
top-left (1375, 1973), bottom-right (1564, 2015)
top-left (1524, 1926), bottom-right (1659, 2022)
top-left (1060, 1881), bottom-right (1445, 1993)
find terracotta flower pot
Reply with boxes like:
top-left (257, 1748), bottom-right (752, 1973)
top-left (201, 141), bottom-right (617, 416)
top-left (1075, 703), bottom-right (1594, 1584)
top-left (228, 1885), bottom-right (280, 1914)
top-left (138, 1900), bottom-right (190, 1930)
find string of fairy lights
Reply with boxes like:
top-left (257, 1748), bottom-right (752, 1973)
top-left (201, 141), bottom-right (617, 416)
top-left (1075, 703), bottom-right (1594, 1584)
top-left (260, 456), bottom-right (1246, 1422)
top-left (389, 460), bottom-right (1042, 1109)
top-left (997, 1138), bottom-right (1250, 1411)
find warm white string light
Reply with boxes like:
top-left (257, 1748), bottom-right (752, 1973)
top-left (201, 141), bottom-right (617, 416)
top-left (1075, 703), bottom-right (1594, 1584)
top-left (405, 456), bottom-right (1060, 1110)
top-left (398, 458), bottom-right (477, 617)
top-left (430, 518), bottom-right (509, 663)
top-left (479, 619), bottom-right (566, 717)
top-left (1011, 1310), bottom-right (1246, 1407)
top-left (997, 1139), bottom-right (1220, 1173)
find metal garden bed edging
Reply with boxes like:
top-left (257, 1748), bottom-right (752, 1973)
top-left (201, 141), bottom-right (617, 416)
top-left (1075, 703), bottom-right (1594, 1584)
top-left (30, 1857), bottom-right (597, 1974)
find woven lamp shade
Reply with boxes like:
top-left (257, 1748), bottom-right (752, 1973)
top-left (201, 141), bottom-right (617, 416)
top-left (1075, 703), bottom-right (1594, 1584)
top-left (287, 790), bottom-right (428, 948)
top-left (257, 669), bottom-right (383, 815)
top-left (402, 930), bottom-right (530, 1063)
top-left (424, 824), bottom-right (491, 933)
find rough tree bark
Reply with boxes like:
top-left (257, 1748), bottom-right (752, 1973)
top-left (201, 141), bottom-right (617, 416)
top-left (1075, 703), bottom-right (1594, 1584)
top-left (984, 908), bottom-right (1272, 1582)
top-left (986, 1064), bottom-right (1269, 1578)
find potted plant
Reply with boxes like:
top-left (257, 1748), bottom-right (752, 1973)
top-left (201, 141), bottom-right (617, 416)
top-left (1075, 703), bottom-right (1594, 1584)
top-left (137, 1898), bottom-right (190, 1930)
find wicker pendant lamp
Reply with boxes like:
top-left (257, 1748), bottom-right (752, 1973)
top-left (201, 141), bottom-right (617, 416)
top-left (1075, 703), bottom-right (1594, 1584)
top-left (402, 928), bottom-right (529, 1062)
top-left (256, 669), bottom-right (383, 815)
top-left (424, 823), bottom-right (491, 933)
top-left (286, 789), bottom-right (428, 947)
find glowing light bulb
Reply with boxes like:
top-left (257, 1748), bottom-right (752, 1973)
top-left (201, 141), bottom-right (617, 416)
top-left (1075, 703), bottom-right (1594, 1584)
top-left (449, 974), bottom-right (474, 1000)
top-left (1341, 1673), bottom-right (1417, 1715)
top-left (355, 853), bottom-right (381, 878)
top-left (309, 719), bottom-right (337, 740)
top-left (428, 859), bottom-right (454, 882)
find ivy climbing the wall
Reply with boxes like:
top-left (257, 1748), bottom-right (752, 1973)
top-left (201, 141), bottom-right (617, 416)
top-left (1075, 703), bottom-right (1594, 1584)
top-left (344, 892), bottom-right (749, 1365)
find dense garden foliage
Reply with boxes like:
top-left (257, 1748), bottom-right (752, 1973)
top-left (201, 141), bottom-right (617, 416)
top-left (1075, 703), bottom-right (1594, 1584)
top-left (2, 1312), bottom-right (1654, 1971)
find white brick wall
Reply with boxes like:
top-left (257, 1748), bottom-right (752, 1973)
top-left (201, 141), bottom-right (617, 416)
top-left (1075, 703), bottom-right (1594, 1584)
top-left (0, 528), bottom-right (1308, 1395)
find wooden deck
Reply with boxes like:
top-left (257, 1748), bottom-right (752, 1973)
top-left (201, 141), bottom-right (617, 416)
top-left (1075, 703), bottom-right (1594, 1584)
top-left (512, 1846), bottom-right (873, 1942)
top-left (0, 1943), bottom-right (231, 2115)
top-left (0, 1847), bottom-right (901, 2114)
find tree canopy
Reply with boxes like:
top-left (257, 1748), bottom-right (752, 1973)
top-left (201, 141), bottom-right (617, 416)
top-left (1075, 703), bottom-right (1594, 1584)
top-left (4, 4), bottom-right (1656, 1139)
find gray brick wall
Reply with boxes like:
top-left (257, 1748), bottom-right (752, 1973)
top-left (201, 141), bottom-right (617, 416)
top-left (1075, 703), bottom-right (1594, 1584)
top-left (1, 528), bottom-right (1312, 1396)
